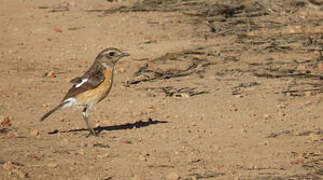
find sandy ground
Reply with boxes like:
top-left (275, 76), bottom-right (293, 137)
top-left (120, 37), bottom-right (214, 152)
top-left (0, 0), bottom-right (322, 179)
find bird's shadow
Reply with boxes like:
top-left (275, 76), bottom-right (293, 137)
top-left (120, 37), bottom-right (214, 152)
top-left (50, 118), bottom-right (168, 135)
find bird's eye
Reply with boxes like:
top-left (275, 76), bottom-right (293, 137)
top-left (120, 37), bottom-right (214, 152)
top-left (108, 52), bottom-right (115, 56)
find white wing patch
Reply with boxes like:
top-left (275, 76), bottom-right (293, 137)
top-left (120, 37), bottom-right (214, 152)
top-left (75, 78), bottom-right (88, 88)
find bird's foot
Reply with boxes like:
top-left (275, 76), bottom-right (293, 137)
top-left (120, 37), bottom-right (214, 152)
top-left (86, 130), bottom-right (98, 138)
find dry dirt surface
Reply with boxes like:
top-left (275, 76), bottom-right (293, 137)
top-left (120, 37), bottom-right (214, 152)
top-left (1, 0), bottom-right (323, 179)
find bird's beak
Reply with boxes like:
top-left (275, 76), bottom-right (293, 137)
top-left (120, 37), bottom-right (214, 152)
top-left (120, 52), bottom-right (130, 57)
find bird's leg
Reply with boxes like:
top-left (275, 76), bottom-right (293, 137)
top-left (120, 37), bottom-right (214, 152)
top-left (82, 106), bottom-right (97, 137)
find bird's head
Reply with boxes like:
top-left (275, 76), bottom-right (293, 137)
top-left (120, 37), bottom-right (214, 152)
top-left (95, 47), bottom-right (130, 67)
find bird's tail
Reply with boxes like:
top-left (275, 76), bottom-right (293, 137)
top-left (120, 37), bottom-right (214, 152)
top-left (40, 102), bottom-right (66, 121)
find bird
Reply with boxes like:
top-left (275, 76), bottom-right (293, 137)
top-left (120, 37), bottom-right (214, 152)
top-left (40, 47), bottom-right (130, 136)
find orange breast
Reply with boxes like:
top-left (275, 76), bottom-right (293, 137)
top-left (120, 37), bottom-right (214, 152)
top-left (75, 68), bottom-right (113, 106)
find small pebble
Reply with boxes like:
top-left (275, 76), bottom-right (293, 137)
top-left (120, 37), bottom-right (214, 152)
top-left (0, 116), bottom-right (11, 127)
top-left (276, 104), bottom-right (286, 109)
top-left (132, 175), bottom-right (142, 180)
top-left (304, 91), bottom-right (312, 97)
top-left (7, 132), bottom-right (18, 137)
top-left (30, 129), bottom-right (39, 136)
top-left (234, 94), bottom-right (243, 98)
top-left (309, 133), bottom-right (321, 141)
top-left (2, 161), bottom-right (14, 170)
top-left (118, 67), bottom-right (126, 73)
top-left (167, 172), bottom-right (180, 180)
top-left (296, 64), bottom-right (306, 71)
top-left (317, 63), bottom-right (323, 71)
top-left (241, 128), bottom-right (247, 134)
top-left (47, 163), bottom-right (59, 168)
top-left (263, 114), bottom-right (271, 119)
top-left (54, 27), bottom-right (62, 33)
top-left (44, 71), bottom-right (56, 78)
top-left (263, 140), bottom-right (269, 146)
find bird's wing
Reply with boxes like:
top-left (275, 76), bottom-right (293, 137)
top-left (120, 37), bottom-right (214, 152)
top-left (63, 68), bottom-right (105, 100)
top-left (70, 77), bottom-right (83, 85)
